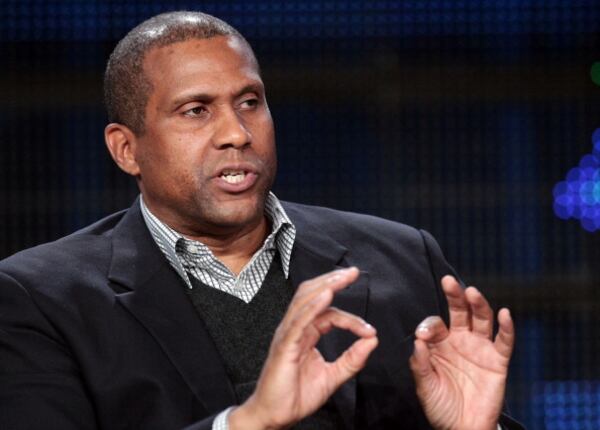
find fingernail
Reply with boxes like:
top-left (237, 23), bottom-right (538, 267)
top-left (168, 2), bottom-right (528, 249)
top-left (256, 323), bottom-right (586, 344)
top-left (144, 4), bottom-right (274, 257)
top-left (364, 323), bottom-right (376, 332)
top-left (417, 324), bottom-right (430, 333)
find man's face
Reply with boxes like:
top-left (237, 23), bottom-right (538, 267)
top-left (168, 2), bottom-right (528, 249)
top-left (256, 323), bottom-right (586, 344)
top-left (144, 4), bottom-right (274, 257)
top-left (134, 36), bottom-right (276, 236)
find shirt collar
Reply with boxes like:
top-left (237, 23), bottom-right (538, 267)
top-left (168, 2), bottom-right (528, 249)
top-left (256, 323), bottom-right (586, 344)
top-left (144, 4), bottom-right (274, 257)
top-left (139, 192), bottom-right (296, 283)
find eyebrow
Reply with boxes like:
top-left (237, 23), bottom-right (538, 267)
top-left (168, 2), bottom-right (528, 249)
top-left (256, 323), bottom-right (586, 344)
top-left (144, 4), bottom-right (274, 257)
top-left (170, 82), bottom-right (264, 110)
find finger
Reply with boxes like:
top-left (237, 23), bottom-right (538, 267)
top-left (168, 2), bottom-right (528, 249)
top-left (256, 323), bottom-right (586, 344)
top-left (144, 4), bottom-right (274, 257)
top-left (280, 287), bottom-right (336, 348)
top-left (441, 275), bottom-right (470, 330)
top-left (494, 308), bottom-right (515, 359)
top-left (313, 307), bottom-right (377, 339)
top-left (330, 336), bottom-right (379, 385)
top-left (280, 270), bottom-right (348, 333)
top-left (295, 267), bottom-right (359, 297)
top-left (415, 316), bottom-right (450, 344)
top-left (465, 286), bottom-right (494, 339)
top-left (409, 339), bottom-right (436, 394)
top-left (297, 307), bottom-right (377, 355)
top-left (275, 269), bottom-right (361, 356)
top-left (287, 268), bottom-right (359, 316)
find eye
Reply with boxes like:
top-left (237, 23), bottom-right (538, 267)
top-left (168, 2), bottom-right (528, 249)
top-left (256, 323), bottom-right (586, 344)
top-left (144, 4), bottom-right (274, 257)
top-left (183, 105), bottom-right (208, 117)
top-left (239, 98), bottom-right (259, 109)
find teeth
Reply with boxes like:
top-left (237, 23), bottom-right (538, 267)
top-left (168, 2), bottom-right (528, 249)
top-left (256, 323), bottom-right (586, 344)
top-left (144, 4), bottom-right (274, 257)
top-left (221, 171), bottom-right (246, 184)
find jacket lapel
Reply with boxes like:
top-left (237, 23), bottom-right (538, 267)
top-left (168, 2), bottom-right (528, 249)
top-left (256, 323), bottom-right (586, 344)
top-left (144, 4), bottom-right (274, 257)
top-left (107, 199), bottom-right (237, 414)
top-left (287, 204), bottom-right (370, 430)
top-left (105, 199), bottom-right (368, 426)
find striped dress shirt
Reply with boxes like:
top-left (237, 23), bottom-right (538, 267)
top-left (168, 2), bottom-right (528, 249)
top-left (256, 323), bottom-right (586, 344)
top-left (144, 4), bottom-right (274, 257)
top-left (139, 192), bottom-right (296, 303)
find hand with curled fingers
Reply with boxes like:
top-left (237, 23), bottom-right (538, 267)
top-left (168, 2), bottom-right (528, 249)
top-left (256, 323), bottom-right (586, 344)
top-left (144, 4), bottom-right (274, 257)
top-left (410, 275), bottom-right (515, 430)
top-left (228, 267), bottom-right (378, 430)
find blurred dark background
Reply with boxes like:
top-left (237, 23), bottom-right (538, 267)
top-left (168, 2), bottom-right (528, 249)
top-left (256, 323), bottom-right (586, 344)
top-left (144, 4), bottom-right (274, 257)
top-left (2, 1), bottom-right (599, 428)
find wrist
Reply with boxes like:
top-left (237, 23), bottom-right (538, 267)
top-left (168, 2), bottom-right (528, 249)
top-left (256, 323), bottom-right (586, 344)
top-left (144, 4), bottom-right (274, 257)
top-left (228, 399), bottom-right (282, 430)
top-left (228, 404), bottom-right (262, 430)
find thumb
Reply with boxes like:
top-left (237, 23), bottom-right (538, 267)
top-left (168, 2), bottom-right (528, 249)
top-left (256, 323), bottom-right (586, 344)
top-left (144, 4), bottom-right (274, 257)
top-left (409, 339), bottom-right (437, 395)
top-left (410, 316), bottom-right (448, 393)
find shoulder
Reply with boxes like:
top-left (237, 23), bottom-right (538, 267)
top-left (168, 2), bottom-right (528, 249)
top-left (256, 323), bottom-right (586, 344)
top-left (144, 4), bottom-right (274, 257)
top-left (281, 200), bottom-right (425, 246)
top-left (281, 200), bottom-right (452, 282)
top-left (0, 208), bottom-right (128, 285)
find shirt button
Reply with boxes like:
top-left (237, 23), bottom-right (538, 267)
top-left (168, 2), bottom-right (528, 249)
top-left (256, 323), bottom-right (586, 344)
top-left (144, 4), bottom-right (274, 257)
top-left (185, 243), bottom-right (199, 253)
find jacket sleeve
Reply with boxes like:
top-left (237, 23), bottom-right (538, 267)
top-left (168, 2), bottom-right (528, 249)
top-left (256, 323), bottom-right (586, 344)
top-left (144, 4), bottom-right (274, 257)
top-left (419, 229), bottom-right (459, 324)
top-left (419, 230), bottom-right (527, 430)
top-left (0, 271), bottom-right (97, 429)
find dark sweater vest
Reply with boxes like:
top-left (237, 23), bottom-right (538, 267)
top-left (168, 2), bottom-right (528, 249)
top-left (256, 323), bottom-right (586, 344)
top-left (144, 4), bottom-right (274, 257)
top-left (186, 253), bottom-right (341, 429)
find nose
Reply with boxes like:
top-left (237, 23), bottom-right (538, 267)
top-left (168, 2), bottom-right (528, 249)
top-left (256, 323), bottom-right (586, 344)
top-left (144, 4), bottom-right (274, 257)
top-left (213, 107), bottom-right (251, 150)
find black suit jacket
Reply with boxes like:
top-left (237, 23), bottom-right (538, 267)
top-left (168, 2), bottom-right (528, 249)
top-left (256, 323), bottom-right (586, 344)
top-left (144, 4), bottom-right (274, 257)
top-left (0, 199), bottom-right (523, 429)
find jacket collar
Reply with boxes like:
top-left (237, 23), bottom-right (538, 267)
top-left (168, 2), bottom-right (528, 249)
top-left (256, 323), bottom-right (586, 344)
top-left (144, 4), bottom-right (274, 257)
top-left (107, 198), bottom-right (237, 413)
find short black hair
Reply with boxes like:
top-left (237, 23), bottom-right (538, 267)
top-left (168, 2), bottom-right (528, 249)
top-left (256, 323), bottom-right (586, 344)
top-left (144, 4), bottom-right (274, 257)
top-left (104, 11), bottom-right (250, 135)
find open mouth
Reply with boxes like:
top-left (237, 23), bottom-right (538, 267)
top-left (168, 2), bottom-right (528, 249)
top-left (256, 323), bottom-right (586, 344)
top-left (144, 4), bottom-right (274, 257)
top-left (220, 170), bottom-right (247, 184)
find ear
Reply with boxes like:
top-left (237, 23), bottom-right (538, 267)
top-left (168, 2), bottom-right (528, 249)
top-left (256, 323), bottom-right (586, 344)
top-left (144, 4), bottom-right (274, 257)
top-left (104, 123), bottom-right (141, 176)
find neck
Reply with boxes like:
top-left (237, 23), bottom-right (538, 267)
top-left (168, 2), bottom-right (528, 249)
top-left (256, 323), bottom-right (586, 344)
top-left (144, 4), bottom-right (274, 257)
top-left (184, 216), bottom-right (270, 275)
top-left (141, 196), bottom-right (272, 275)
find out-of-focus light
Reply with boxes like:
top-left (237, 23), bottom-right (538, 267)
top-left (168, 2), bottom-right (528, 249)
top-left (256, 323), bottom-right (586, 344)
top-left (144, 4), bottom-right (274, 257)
top-left (593, 128), bottom-right (600, 144)
top-left (591, 62), bottom-right (600, 87)
top-left (553, 129), bottom-right (600, 232)
top-left (540, 380), bottom-right (600, 429)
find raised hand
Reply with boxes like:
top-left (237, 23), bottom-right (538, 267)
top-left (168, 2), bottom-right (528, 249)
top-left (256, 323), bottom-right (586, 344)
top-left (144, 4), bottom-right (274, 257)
top-left (229, 267), bottom-right (378, 430)
top-left (410, 275), bottom-right (515, 430)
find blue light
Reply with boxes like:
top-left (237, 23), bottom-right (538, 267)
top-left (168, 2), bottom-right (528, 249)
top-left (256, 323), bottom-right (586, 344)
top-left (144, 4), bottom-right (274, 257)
top-left (592, 128), bottom-right (600, 144)
top-left (567, 167), bottom-right (582, 182)
top-left (580, 155), bottom-right (597, 168)
top-left (553, 128), bottom-right (600, 232)
top-left (553, 181), bottom-right (568, 198)
top-left (538, 381), bottom-right (600, 429)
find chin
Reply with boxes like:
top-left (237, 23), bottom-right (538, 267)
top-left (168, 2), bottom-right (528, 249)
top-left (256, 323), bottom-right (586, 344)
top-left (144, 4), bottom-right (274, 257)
top-left (206, 196), bottom-right (265, 228)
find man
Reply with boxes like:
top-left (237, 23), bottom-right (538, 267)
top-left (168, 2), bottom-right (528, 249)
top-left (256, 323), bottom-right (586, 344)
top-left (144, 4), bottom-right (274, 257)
top-left (0, 11), bottom-right (523, 430)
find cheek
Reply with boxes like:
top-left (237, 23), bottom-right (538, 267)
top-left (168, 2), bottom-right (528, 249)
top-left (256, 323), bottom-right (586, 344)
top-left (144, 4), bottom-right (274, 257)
top-left (137, 145), bottom-right (191, 190)
top-left (252, 119), bottom-right (276, 155)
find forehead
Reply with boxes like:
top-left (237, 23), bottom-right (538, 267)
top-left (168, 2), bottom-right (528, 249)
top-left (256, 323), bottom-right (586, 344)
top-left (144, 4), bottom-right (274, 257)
top-left (142, 35), bottom-right (260, 97)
